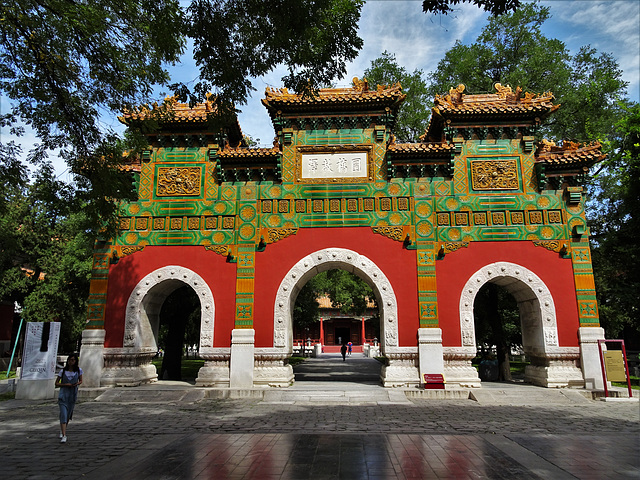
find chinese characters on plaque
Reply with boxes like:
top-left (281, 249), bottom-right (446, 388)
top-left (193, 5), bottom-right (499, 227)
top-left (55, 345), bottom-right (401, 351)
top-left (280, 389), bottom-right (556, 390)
top-left (301, 152), bottom-right (367, 180)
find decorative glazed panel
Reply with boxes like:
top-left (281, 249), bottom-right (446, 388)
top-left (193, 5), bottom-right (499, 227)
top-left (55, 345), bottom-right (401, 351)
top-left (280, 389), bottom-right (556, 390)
top-left (156, 166), bottom-right (202, 197)
top-left (470, 158), bottom-right (519, 191)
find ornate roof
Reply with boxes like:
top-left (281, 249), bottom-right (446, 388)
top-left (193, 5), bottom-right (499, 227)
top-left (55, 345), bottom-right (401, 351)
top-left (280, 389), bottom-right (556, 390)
top-left (119, 96), bottom-right (216, 124)
top-left (535, 140), bottom-right (606, 168)
top-left (433, 83), bottom-right (560, 117)
top-left (118, 95), bottom-right (243, 144)
top-left (261, 77), bottom-right (406, 117)
top-left (217, 142), bottom-right (281, 160)
top-left (386, 139), bottom-right (454, 158)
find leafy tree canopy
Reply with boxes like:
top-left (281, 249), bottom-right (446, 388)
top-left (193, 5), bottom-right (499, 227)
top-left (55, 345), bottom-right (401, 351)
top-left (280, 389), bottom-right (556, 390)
top-left (0, 144), bottom-right (93, 351)
top-left (364, 51), bottom-right (431, 143)
top-left (1, 0), bottom-right (364, 232)
top-left (293, 270), bottom-right (377, 328)
top-left (427, 3), bottom-right (628, 142)
top-left (177, 0), bottom-right (364, 106)
top-left (423, 0), bottom-right (520, 16)
top-left (589, 103), bottom-right (640, 348)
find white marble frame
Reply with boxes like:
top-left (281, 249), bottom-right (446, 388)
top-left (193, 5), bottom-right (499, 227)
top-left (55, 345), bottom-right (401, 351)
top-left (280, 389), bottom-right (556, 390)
top-left (272, 248), bottom-right (399, 355)
top-left (458, 261), bottom-right (560, 358)
top-left (123, 265), bottom-right (215, 354)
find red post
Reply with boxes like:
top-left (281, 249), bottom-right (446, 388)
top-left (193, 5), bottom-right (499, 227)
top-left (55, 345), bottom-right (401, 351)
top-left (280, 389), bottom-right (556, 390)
top-left (361, 317), bottom-right (365, 345)
top-left (319, 317), bottom-right (324, 346)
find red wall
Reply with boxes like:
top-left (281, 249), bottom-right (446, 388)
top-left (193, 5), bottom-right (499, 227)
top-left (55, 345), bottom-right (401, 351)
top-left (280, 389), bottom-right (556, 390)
top-left (435, 241), bottom-right (580, 347)
top-left (253, 227), bottom-right (419, 348)
top-left (102, 237), bottom-right (580, 350)
top-left (103, 246), bottom-right (237, 348)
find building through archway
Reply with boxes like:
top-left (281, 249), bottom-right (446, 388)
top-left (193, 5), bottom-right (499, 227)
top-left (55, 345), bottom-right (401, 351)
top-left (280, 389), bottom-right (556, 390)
top-left (80, 82), bottom-right (607, 391)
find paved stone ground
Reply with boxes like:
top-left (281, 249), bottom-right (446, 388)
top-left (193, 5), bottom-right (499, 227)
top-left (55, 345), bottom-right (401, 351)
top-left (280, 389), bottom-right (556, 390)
top-left (1, 354), bottom-right (638, 479)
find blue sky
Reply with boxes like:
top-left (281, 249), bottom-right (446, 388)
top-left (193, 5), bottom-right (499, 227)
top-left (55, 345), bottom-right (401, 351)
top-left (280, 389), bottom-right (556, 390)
top-left (3, 0), bottom-right (639, 178)
top-left (231, 0), bottom-right (639, 147)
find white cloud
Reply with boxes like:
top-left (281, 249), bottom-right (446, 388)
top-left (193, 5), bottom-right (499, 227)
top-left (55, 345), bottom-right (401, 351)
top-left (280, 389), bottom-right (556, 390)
top-left (541, 0), bottom-right (640, 100)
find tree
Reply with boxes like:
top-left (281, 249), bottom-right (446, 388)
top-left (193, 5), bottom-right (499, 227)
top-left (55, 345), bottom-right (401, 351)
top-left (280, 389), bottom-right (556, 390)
top-left (589, 103), bottom-right (640, 348)
top-left (2, 0), bottom-right (365, 231)
top-left (427, 3), bottom-right (628, 142)
top-left (473, 283), bottom-right (521, 380)
top-left (364, 52), bottom-right (431, 143)
top-left (0, 145), bottom-right (93, 352)
top-left (422, 0), bottom-right (520, 16)
top-left (179, 0), bottom-right (364, 106)
top-left (293, 269), bottom-right (377, 329)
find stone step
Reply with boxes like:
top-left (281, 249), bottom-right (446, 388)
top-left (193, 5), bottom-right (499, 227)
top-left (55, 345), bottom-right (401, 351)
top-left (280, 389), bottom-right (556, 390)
top-left (261, 388), bottom-right (414, 405)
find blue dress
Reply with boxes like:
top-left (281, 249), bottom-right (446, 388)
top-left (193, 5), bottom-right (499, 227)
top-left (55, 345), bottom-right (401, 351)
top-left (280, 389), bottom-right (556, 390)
top-left (58, 370), bottom-right (80, 424)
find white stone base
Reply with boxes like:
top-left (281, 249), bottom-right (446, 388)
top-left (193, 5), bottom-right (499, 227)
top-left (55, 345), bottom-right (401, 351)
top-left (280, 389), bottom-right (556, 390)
top-left (443, 348), bottom-right (481, 388)
top-left (382, 351), bottom-right (420, 387)
top-left (15, 379), bottom-right (55, 400)
top-left (229, 329), bottom-right (255, 388)
top-left (196, 364), bottom-right (230, 387)
top-left (101, 349), bottom-right (157, 387)
top-left (525, 349), bottom-right (584, 388)
top-left (579, 327), bottom-right (606, 390)
top-left (443, 365), bottom-right (481, 388)
top-left (418, 328), bottom-right (445, 380)
top-left (525, 364), bottom-right (585, 388)
top-left (79, 329), bottom-right (105, 388)
top-left (101, 364), bottom-right (158, 387)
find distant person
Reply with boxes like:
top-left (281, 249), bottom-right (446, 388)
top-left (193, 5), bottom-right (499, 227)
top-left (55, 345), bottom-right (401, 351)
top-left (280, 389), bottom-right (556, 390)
top-left (348, 342), bottom-right (352, 356)
top-left (341, 343), bottom-right (347, 361)
top-left (55, 353), bottom-right (83, 443)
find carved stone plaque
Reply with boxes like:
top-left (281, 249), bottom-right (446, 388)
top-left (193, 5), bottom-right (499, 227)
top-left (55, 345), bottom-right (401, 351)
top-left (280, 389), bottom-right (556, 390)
top-left (301, 152), bottom-right (367, 180)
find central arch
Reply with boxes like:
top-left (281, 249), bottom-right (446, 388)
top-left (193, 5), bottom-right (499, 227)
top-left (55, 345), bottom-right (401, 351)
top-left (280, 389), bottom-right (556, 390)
top-left (273, 248), bottom-right (399, 355)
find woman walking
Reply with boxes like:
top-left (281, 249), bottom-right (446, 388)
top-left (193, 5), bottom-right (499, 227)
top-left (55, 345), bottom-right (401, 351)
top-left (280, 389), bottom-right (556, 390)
top-left (55, 353), bottom-right (82, 443)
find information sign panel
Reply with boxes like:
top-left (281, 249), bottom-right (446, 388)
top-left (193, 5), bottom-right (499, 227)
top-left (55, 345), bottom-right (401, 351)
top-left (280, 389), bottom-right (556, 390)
top-left (21, 322), bottom-right (61, 380)
top-left (603, 350), bottom-right (627, 382)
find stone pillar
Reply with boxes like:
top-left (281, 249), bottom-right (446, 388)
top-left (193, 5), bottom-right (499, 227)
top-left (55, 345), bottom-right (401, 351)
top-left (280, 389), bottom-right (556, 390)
top-left (579, 326), bottom-right (605, 390)
top-left (79, 329), bottom-right (105, 388)
top-left (230, 329), bottom-right (255, 388)
top-left (418, 328), bottom-right (445, 380)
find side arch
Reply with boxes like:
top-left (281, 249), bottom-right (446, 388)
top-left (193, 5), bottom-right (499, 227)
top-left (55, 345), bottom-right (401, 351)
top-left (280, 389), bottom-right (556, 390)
top-left (458, 261), bottom-right (559, 358)
top-left (123, 265), bottom-right (215, 353)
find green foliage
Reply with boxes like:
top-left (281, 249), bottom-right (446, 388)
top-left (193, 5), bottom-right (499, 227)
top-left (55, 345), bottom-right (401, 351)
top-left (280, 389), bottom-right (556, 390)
top-left (473, 283), bottom-right (521, 350)
top-left (287, 356), bottom-right (306, 366)
top-left (422, 0), bottom-right (520, 16)
top-left (312, 270), bottom-right (376, 316)
top-left (293, 280), bottom-right (321, 328)
top-left (364, 52), bottom-right (431, 142)
top-left (293, 269), bottom-right (377, 328)
top-left (1, 0), bottom-right (185, 157)
top-left (427, 3), bottom-right (628, 142)
top-left (177, 0), bottom-right (364, 105)
top-left (589, 103), bottom-right (640, 348)
top-left (0, 145), bottom-right (93, 351)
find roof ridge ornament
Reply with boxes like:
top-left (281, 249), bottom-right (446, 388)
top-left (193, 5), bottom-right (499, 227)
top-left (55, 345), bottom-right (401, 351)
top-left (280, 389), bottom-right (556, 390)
top-left (352, 77), bottom-right (369, 92)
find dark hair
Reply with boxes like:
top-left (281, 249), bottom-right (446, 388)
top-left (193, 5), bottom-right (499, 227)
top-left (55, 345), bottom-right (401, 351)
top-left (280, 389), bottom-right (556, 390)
top-left (64, 353), bottom-right (80, 373)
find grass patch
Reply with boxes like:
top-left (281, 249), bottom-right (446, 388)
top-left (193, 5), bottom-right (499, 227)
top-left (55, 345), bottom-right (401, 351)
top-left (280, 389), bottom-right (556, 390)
top-left (613, 375), bottom-right (639, 390)
top-left (151, 358), bottom-right (205, 381)
top-left (287, 356), bottom-right (306, 366)
top-left (3, 371), bottom-right (17, 379)
top-left (374, 356), bottom-right (388, 366)
top-left (0, 391), bottom-right (15, 401)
